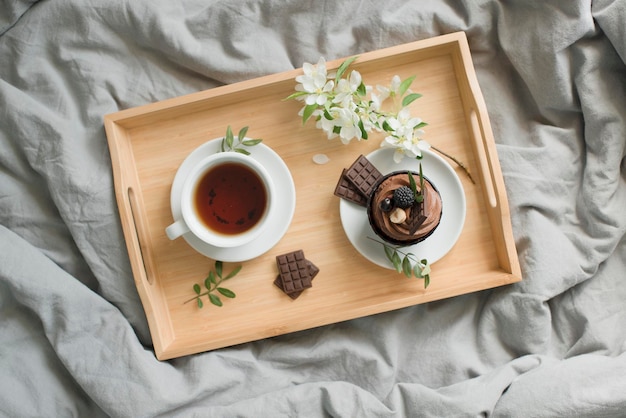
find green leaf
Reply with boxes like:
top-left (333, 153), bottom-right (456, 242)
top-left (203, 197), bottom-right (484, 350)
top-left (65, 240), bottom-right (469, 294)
top-left (242, 139), bottom-right (262, 146)
top-left (416, 121), bottom-right (428, 129)
top-left (209, 293), bottom-right (222, 307)
top-left (217, 287), bottom-right (236, 298)
top-left (357, 82), bottom-right (367, 96)
top-left (358, 119), bottom-right (368, 140)
top-left (215, 260), bottom-right (223, 279)
top-left (335, 56), bottom-right (358, 81)
top-left (224, 264), bottom-right (242, 280)
top-left (332, 126), bottom-right (341, 134)
top-left (408, 171), bottom-right (417, 196)
top-left (384, 245), bottom-right (395, 264)
top-left (234, 148), bottom-right (251, 155)
top-left (323, 108), bottom-right (334, 120)
top-left (225, 126), bottom-right (234, 150)
top-left (398, 75), bottom-right (416, 96)
top-left (382, 120), bottom-right (393, 132)
top-left (204, 276), bottom-right (212, 290)
top-left (208, 271), bottom-right (216, 285)
top-left (197, 298), bottom-right (204, 308)
top-left (392, 251), bottom-right (402, 273)
top-left (402, 256), bottom-right (412, 278)
top-left (284, 91), bottom-right (310, 101)
top-left (413, 263), bottom-right (423, 278)
top-left (424, 275), bottom-right (430, 288)
top-left (419, 163), bottom-right (425, 192)
top-left (402, 93), bottom-right (422, 107)
top-left (237, 126), bottom-right (249, 142)
top-left (302, 104), bottom-right (318, 125)
top-left (193, 283), bottom-right (201, 295)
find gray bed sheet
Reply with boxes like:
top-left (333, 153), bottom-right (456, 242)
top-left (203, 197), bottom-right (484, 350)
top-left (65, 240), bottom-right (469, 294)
top-left (1, 1), bottom-right (626, 417)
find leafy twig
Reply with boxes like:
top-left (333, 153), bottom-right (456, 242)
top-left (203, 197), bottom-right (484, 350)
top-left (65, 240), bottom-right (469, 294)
top-left (220, 125), bottom-right (263, 155)
top-left (430, 145), bottom-right (475, 184)
top-left (367, 237), bottom-right (431, 288)
top-left (184, 260), bottom-right (241, 308)
top-left (407, 164), bottom-right (424, 204)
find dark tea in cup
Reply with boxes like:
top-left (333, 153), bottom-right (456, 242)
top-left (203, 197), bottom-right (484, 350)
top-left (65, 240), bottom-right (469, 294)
top-left (193, 162), bottom-right (267, 235)
top-left (165, 151), bottom-right (275, 248)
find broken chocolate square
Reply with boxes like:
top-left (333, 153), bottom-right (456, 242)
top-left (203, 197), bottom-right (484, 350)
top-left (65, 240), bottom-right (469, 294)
top-left (408, 186), bottom-right (428, 235)
top-left (344, 155), bottom-right (382, 197)
top-left (334, 169), bottom-right (368, 207)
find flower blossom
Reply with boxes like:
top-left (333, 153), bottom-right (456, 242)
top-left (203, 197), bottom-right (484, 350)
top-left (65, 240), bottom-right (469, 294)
top-left (317, 106), bottom-right (362, 144)
top-left (381, 108), bottom-right (429, 163)
top-left (295, 57), bottom-right (334, 106)
top-left (332, 70), bottom-right (362, 106)
top-left (376, 75), bottom-right (402, 102)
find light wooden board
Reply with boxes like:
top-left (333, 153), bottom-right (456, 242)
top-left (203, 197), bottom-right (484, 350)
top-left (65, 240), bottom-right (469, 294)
top-left (104, 31), bottom-right (521, 360)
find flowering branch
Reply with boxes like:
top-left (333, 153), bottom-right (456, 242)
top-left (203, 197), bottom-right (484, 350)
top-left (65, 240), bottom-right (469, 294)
top-left (285, 56), bottom-right (430, 163)
top-left (286, 57), bottom-right (475, 182)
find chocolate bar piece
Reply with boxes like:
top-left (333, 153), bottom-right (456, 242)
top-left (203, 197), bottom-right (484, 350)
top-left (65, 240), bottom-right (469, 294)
top-left (274, 260), bottom-right (319, 299)
top-left (408, 187), bottom-right (428, 235)
top-left (344, 155), bottom-right (382, 197)
top-left (334, 169), bottom-right (368, 207)
top-left (276, 250), bottom-right (313, 295)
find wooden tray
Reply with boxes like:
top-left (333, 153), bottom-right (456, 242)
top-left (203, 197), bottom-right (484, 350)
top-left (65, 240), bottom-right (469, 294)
top-left (104, 31), bottom-right (522, 360)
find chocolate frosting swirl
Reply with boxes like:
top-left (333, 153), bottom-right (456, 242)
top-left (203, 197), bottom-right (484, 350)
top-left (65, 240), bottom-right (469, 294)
top-left (368, 171), bottom-right (442, 245)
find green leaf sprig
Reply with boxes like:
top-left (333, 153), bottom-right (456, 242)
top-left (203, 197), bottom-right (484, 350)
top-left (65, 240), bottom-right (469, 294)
top-left (407, 164), bottom-right (425, 204)
top-left (185, 260), bottom-right (241, 308)
top-left (367, 237), bottom-right (431, 288)
top-left (220, 125), bottom-right (262, 155)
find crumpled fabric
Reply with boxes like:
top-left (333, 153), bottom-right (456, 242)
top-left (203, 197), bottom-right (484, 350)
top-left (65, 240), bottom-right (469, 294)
top-left (1, 1), bottom-right (625, 416)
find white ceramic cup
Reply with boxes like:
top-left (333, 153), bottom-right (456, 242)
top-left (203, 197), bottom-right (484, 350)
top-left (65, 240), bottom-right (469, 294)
top-left (165, 152), bottom-right (275, 248)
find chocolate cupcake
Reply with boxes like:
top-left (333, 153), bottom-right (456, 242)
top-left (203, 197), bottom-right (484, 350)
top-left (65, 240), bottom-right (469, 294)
top-left (367, 170), bottom-right (442, 246)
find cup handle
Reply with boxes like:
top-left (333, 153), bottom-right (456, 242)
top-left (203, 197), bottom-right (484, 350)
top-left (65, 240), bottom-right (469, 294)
top-left (165, 219), bottom-right (190, 240)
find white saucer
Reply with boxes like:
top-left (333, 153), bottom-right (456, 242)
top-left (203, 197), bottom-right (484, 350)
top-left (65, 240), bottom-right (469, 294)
top-left (339, 148), bottom-right (466, 269)
top-left (170, 139), bottom-right (296, 262)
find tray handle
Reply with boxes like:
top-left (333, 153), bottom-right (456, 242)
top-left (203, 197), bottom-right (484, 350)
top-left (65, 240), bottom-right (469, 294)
top-left (469, 109), bottom-right (497, 209)
top-left (126, 186), bottom-right (155, 285)
top-left (468, 108), bottom-right (518, 276)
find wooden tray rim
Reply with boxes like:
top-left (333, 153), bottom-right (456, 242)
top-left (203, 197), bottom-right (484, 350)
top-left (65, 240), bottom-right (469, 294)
top-left (104, 31), bottom-right (522, 360)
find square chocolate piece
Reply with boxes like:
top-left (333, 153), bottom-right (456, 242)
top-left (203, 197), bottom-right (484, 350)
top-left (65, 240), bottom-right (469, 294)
top-left (274, 260), bottom-right (319, 299)
top-left (276, 250), bottom-right (313, 294)
top-left (408, 187), bottom-right (428, 235)
top-left (334, 169), bottom-right (368, 207)
top-left (344, 155), bottom-right (382, 197)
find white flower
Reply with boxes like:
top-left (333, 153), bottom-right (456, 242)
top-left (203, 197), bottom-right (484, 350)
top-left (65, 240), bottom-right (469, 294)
top-left (318, 107), bottom-right (362, 144)
top-left (332, 70), bottom-right (362, 106)
top-left (382, 108), bottom-right (429, 162)
top-left (376, 75), bottom-right (401, 102)
top-left (370, 92), bottom-right (384, 112)
top-left (295, 57), bottom-right (334, 106)
top-left (357, 94), bottom-right (385, 132)
top-left (387, 108), bottom-right (423, 140)
top-left (316, 108), bottom-right (340, 139)
top-left (337, 108), bottom-right (363, 144)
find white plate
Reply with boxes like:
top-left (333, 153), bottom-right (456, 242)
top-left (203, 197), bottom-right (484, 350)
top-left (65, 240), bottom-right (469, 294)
top-left (339, 148), bottom-right (466, 269)
top-left (170, 139), bottom-right (296, 262)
